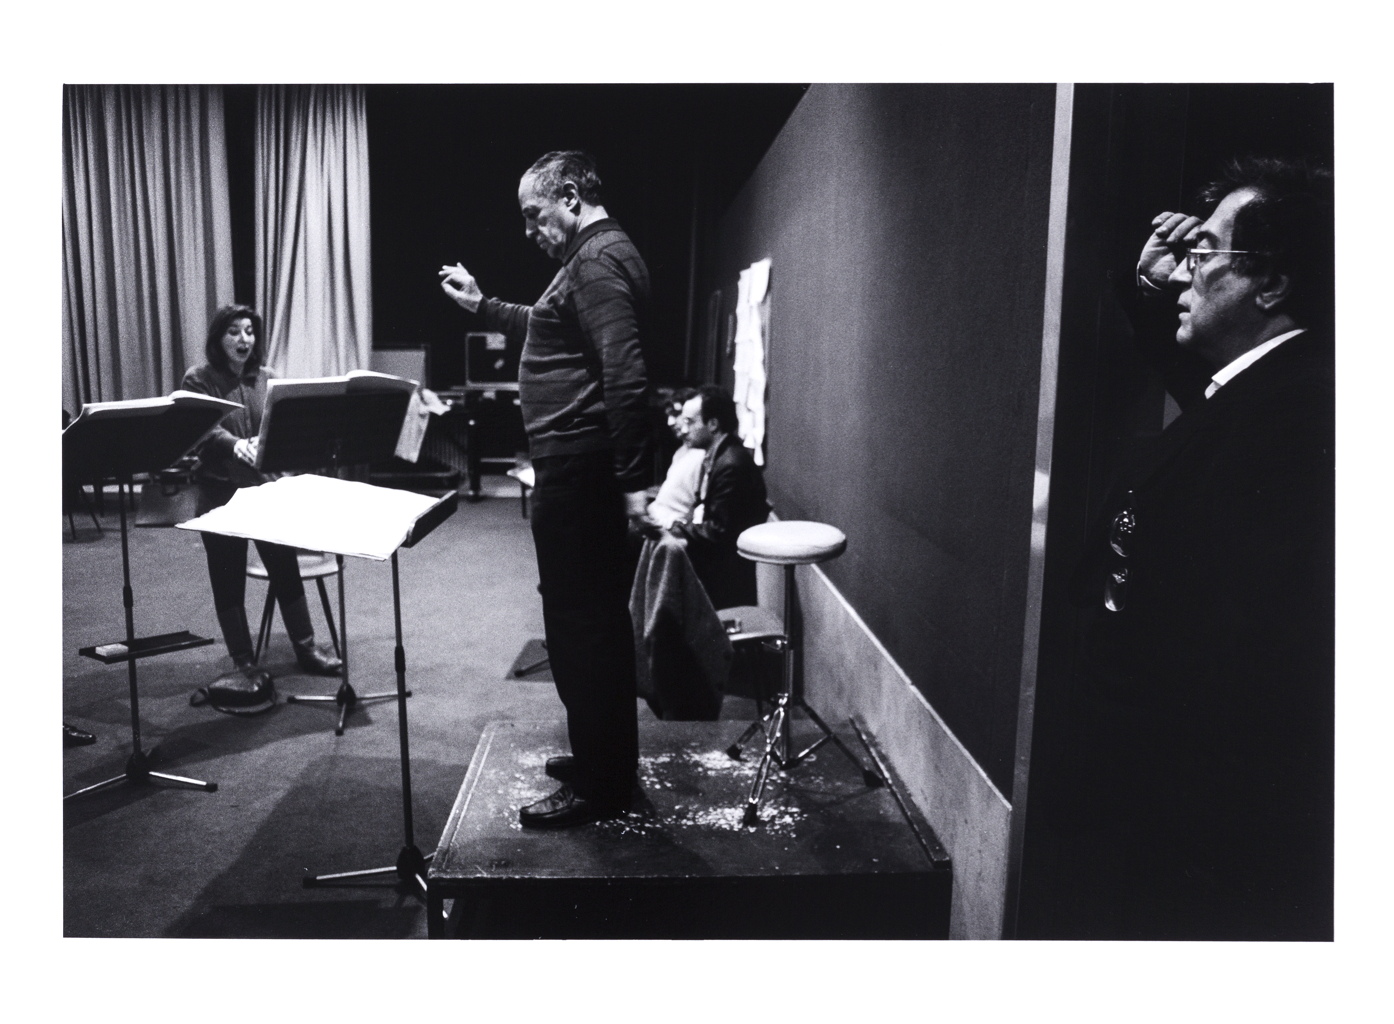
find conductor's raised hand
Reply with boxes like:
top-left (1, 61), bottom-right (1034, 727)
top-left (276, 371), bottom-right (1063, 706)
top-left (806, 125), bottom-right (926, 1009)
top-left (439, 262), bottom-right (484, 312)
top-left (1138, 212), bottom-right (1204, 291)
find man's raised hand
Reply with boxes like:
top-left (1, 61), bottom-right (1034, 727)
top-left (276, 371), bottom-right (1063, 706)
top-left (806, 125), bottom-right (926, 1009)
top-left (439, 262), bottom-right (484, 312)
top-left (1138, 212), bottom-right (1204, 291)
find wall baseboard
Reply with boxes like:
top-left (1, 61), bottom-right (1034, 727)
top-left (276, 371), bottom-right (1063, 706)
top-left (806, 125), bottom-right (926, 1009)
top-left (759, 560), bottom-right (1013, 939)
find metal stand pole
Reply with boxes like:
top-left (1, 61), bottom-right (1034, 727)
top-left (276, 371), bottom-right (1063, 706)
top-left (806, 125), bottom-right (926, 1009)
top-left (302, 553), bottom-right (431, 905)
top-left (65, 479), bottom-right (218, 800)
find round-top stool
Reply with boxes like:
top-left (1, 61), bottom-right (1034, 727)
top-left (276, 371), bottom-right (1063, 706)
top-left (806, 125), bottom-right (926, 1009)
top-left (737, 520), bottom-right (847, 565)
top-left (724, 521), bottom-right (883, 825)
top-left (248, 549), bottom-right (341, 664)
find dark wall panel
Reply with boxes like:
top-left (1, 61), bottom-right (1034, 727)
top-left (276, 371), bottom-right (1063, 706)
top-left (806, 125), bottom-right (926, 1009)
top-left (706, 84), bottom-right (1056, 793)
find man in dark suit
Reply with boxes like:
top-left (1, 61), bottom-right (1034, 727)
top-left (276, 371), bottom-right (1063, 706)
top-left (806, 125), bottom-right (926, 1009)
top-left (664, 385), bottom-right (769, 610)
top-left (1075, 157), bottom-right (1334, 939)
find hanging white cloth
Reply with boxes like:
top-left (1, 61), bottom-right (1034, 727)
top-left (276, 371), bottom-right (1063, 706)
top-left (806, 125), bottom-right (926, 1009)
top-left (732, 257), bottom-right (771, 466)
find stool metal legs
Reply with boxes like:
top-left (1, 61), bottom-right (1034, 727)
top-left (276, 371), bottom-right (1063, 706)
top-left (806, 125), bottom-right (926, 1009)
top-left (728, 565), bottom-right (884, 826)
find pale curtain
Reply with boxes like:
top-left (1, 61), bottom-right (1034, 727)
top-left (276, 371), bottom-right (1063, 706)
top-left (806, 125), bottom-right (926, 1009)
top-left (256, 86), bottom-right (372, 379)
top-left (62, 85), bottom-right (234, 412)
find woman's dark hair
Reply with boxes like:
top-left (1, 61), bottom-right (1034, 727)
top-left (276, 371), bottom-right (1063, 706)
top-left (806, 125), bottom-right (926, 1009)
top-left (1197, 156), bottom-right (1334, 333)
top-left (205, 304), bottom-right (266, 375)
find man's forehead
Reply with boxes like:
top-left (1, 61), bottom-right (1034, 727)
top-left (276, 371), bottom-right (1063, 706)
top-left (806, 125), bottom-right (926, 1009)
top-left (1200, 187), bottom-right (1257, 242)
top-left (519, 172), bottom-right (556, 204)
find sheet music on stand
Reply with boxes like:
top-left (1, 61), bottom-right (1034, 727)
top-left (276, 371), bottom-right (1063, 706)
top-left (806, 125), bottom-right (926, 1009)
top-left (255, 370), bottom-right (419, 474)
top-left (176, 474), bottom-right (450, 560)
top-left (63, 390), bottom-right (240, 481)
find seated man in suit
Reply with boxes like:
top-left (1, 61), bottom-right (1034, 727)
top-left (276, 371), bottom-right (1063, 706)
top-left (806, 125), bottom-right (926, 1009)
top-left (662, 385), bottom-right (769, 609)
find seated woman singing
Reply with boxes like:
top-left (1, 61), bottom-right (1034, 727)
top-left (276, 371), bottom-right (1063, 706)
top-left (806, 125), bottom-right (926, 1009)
top-left (181, 304), bottom-right (341, 709)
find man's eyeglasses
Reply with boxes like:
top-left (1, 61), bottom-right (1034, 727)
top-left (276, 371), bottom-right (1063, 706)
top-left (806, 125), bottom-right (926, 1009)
top-left (1185, 248), bottom-right (1259, 274)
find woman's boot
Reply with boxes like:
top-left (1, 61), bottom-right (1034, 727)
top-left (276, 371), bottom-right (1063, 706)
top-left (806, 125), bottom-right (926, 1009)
top-left (279, 594), bottom-right (343, 676)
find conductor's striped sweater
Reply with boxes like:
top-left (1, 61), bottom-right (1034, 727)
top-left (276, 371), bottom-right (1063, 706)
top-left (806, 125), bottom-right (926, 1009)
top-left (476, 218), bottom-right (653, 492)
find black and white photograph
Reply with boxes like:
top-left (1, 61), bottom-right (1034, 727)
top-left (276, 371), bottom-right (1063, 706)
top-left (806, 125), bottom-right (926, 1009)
top-left (16, 2), bottom-right (1391, 1019)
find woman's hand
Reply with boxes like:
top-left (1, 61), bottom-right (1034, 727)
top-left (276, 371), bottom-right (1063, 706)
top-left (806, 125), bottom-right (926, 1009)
top-left (233, 437), bottom-right (259, 466)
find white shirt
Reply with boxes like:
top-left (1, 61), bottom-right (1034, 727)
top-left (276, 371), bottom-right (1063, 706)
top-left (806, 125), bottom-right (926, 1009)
top-left (647, 445), bottom-right (704, 529)
top-left (1204, 329), bottom-right (1306, 399)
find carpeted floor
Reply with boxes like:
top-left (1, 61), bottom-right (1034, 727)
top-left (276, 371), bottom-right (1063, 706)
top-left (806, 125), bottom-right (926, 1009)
top-left (61, 488), bottom-right (745, 938)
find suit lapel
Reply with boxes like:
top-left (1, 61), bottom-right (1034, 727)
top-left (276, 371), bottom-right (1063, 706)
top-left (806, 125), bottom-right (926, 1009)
top-left (693, 435), bottom-right (734, 523)
top-left (1120, 330), bottom-right (1327, 498)
top-left (1117, 400), bottom-right (1213, 499)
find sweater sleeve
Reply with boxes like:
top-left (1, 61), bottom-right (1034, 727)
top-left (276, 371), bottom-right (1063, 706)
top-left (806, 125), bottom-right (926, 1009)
top-left (572, 244), bottom-right (652, 491)
top-left (179, 366), bottom-right (239, 465)
top-left (476, 297), bottom-right (534, 346)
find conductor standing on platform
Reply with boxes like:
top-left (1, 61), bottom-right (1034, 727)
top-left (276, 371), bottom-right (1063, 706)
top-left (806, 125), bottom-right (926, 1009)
top-left (440, 151), bottom-right (653, 828)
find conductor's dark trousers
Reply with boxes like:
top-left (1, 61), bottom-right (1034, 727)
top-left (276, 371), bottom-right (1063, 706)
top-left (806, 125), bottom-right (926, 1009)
top-left (529, 451), bottom-right (639, 805)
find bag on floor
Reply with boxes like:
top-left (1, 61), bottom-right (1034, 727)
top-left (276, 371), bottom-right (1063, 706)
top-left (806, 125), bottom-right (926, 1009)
top-left (190, 667), bottom-right (277, 716)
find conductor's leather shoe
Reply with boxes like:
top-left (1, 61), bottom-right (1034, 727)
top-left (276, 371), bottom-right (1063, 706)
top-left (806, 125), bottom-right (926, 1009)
top-left (63, 723), bottom-right (97, 747)
top-left (519, 784), bottom-right (627, 829)
top-left (293, 641), bottom-right (342, 676)
top-left (544, 755), bottom-right (576, 782)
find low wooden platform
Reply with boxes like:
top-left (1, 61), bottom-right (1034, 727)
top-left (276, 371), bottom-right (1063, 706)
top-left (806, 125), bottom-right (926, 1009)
top-left (427, 717), bottom-right (951, 938)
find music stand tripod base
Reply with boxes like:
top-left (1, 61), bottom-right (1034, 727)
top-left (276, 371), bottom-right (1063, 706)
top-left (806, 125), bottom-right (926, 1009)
top-left (283, 554), bottom-right (409, 736)
top-left (285, 683), bottom-right (409, 736)
top-left (65, 747), bottom-right (218, 800)
top-left (302, 844), bottom-right (431, 899)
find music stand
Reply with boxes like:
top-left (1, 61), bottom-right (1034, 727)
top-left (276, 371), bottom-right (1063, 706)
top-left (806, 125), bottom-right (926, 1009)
top-left (254, 376), bottom-right (415, 734)
top-left (63, 393), bottom-right (238, 800)
top-left (302, 498), bottom-right (455, 900)
top-left (178, 473), bottom-right (458, 902)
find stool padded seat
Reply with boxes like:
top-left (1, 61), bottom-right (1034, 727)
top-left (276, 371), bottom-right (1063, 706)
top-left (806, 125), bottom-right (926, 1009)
top-left (247, 550), bottom-right (339, 580)
top-left (736, 521), bottom-right (846, 566)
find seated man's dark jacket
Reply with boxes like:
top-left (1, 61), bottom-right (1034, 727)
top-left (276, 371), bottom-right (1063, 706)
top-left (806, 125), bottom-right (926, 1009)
top-left (669, 434), bottom-right (769, 610)
top-left (1069, 278), bottom-right (1334, 940)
